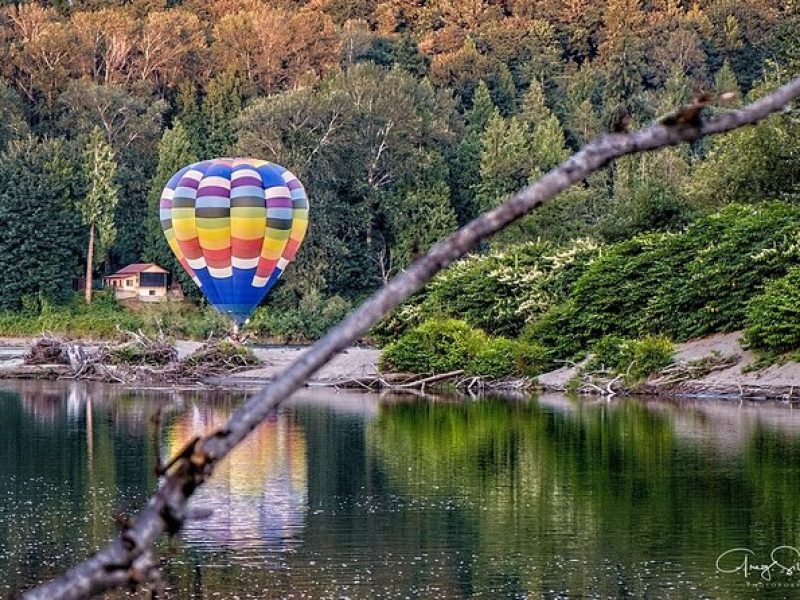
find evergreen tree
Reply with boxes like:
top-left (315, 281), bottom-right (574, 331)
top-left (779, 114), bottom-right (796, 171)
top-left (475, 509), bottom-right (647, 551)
top-left (393, 34), bottom-right (429, 77)
top-left (489, 63), bottom-right (518, 116)
top-left (467, 81), bottom-right (500, 134)
top-left (475, 114), bottom-right (531, 213)
top-left (714, 59), bottom-right (740, 96)
top-left (389, 181), bottom-right (458, 273)
top-left (0, 138), bottom-right (84, 310)
top-left (521, 81), bottom-right (569, 174)
top-left (80, 127), bottom-right (120, 303)
top-left (450, 81), bottom-right (499, 224)
top-left (176, 81), bottom-right (206, 158)
top-left (202, 71), bottom-right (248, 157)
top-left (598, 0), bottom-right (649, 121)
top-left (144, 121), bottom-right (199, 297)
top-left (0, 82), bottom-right (28, 153)
top-left (567, 99), bottom-right (602, 146)
top-left (658, 66), bottom-right (692, 114)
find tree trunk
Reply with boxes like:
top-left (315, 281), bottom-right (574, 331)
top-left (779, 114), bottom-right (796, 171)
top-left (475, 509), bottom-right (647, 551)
top-left (85, 222), bottom-right (94, 304)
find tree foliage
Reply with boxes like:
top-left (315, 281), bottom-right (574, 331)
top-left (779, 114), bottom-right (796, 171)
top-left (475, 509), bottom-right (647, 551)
top-left (0, 137), bottom-right (84, 310)
top-left (143, 121), bottom-right (199, 297)
top-left (0, 0), bottom-right (795, 344)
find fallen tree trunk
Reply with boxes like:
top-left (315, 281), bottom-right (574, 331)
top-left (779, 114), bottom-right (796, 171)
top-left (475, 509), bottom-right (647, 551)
top-left (23, 76), bottom-right (800, 600)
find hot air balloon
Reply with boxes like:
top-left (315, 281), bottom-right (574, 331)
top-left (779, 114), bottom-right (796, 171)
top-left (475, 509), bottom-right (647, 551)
top-left (159, 158), bottom-right (309, 326)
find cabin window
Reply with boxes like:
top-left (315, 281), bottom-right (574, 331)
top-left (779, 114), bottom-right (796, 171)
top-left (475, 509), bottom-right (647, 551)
top-left (140, 272), bottom-right (166, 288)
top-left (149, 290), bottom-right (155, 296)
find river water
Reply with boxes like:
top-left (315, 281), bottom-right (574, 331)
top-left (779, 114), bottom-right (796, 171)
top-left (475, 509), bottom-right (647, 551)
top-left (2, 381), bottom-right (800, 598)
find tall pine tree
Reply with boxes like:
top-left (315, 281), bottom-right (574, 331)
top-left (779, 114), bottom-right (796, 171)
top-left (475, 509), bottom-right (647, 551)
top-left (520, 80), bottom-right (569, 175)
top-left (80, 127), bottom-right (120, 303)
top-left (450, 81), bottom-right (499, 224)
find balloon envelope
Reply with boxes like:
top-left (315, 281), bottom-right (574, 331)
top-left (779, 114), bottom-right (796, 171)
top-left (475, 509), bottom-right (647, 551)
top-left (159, 158), bottom-right (309, 324)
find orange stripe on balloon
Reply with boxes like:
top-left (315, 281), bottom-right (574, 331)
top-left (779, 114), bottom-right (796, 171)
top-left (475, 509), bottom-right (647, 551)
top-left (282, 238), bottom-right (301, 260)
top-left (232, 237), bottom-right (263, 258)
top-left (181, 237), bottom-right (203, 260)
top-left (256, 259), bottom-right (278, 278)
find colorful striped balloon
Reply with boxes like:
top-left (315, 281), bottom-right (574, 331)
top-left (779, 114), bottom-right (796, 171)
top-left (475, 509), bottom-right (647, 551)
top-left (159, 158), bottom-right (309, 324)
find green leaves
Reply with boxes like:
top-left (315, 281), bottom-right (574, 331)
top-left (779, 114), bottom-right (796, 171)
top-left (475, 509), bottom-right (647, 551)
top-left (143, 121), bottom-right (199, 298)
top-left (0, 138), bottom-right (84, 310)
top-left (80, 127), bottom-right (119, 264)
top-left (379, 318), bottom-right (547, 378)
top-left (745, 267), bottom-right (800, 354)
top-left (525, 203), bottom-right (800, 360)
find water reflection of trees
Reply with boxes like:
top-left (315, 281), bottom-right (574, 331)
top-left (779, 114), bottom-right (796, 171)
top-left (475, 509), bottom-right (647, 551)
top-left (5, 381), bottom-right (800, 598)
top-left (367, 396), bottom-right (800, 599)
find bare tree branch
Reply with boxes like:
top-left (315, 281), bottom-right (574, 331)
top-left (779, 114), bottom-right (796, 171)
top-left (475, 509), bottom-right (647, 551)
top-left (23, 76), bottom-right (800, 600)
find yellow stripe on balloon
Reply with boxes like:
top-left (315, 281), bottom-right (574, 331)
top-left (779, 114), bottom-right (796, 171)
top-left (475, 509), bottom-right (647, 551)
top-left (197, 226), bottom-right (231, 251)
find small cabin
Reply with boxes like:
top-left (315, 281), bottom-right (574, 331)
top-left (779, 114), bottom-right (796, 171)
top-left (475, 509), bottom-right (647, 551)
top-left (104, 263), bottom-right (168, 302)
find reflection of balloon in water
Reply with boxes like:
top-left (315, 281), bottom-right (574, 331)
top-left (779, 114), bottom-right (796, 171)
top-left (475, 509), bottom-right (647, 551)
top-left (169, 406), bottom-right (308, 553)
top-left (160, 158), bottom-right (309, 324)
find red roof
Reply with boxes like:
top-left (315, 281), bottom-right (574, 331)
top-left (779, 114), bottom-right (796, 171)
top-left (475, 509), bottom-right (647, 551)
top-left (106, 263), bottom-right (164, 278)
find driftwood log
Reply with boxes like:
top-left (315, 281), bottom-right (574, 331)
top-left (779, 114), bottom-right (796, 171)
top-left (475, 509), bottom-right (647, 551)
top-left (23, 76), bottom-right (800, 599)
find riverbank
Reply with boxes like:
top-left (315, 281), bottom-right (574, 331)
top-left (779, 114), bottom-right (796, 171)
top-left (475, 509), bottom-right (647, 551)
top-left (1, 331), bottom-right (799, 401)
top-left (0, 338), bottom-right (382, 387)
top-left (538, 331), bottom-right (800, 401)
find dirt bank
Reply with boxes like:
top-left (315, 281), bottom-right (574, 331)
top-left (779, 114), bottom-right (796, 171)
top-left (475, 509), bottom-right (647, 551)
top-left (536, 331), bottom-right (800, 401)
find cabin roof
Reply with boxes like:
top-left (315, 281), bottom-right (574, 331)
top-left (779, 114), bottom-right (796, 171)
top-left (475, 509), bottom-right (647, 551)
top-left (105, 263), bottom-right (168, 278)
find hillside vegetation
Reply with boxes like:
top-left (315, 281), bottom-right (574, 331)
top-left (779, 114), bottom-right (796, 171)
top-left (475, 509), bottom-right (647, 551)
top-left (0, 0), bottom-right (797, 368)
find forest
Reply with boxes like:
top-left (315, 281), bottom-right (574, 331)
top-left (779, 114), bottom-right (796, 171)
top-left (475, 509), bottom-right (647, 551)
top-left (0, 0), bottom-right (797, 361)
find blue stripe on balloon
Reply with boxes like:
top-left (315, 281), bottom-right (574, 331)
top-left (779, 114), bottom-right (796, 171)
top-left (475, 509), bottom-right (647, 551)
top-left (166, 165), bottom-right (192, 190)
top-left (230, 185), bottom-right (264, 198)
top-left (266, 207), bottom-right (293, 220)
top-left (256, 164), bottom-right (286, 188)
top-left (194, 267), bottom-right (222, 307)
top-left (204, 161), bottom-right (233, 180)
top-left (195, 196), bottom-right (231, 208)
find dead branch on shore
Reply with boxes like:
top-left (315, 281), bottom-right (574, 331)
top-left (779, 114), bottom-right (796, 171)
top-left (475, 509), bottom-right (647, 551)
top-left (637, 380), bottom-right (800, 402)
top-left (20, 334), bottom-right (261, 385)
top-left (310, 370), bottom-right (539, 394)
top-left (23, 337), bottom-right (70, 365)
top-left (24, 76), bottom-right (800, 600)
top-left (107, 329), bottom-right (178, 366)
top-left (652, 353), bottom-right (741, 385)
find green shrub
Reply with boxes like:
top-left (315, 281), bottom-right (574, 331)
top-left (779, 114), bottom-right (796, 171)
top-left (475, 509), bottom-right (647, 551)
top-left (379, 319), bottom-right (487, 374)
top-left (744, 267), bottom-right (800, 353)
top-left (520, 300), bottom-right (587, 363)
top-left (380, 239), bottom-right (600, 340)
top-left (250, 292), bottom-right (352, 342)
top-left (468, 337), bottom-right (518, 379)
top-left (380, 319), bottom-right (548, 378)
top-left (586, 335), bottom-right (629, 372)
top-left (582, 334), bottom-right (674, 383)
top-left (525, 203), bottom-right (800, 359)
top-left (0, 292), bottom-right (145, 339)
top-left (512, 340), bottom-right (550, 377)
top-left (468, 337), bottom-right (549, 379)
top-left (599, 177), bottom-right (696, 243)
top-left (612, 335), bottom-right (675, 383)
